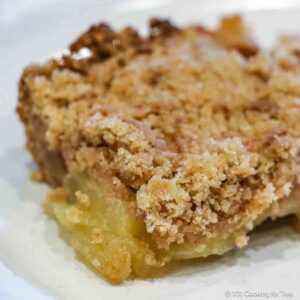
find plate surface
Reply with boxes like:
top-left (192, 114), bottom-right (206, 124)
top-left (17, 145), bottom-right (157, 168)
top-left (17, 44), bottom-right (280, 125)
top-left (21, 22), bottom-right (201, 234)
top-left (1, 1), bottom-right (300, 299)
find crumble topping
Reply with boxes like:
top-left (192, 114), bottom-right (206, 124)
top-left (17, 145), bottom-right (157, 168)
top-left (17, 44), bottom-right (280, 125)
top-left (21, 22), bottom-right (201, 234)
top-left (75, 190), bottom-right (90, 207)
top-left (90, 228), bottom-right (103, 244)
top-left (234, 233), bottom-right (249, 248)
top-left (18, 16), bottom-right (300, 249)
top-left (47, 187), bottom-right (69, 202)
top-left (92, 259), bottom-right (101, 268)
top-left (65, 207), bottom-right (82, 223)
top-left (30, 170), bottom-right (44, 182)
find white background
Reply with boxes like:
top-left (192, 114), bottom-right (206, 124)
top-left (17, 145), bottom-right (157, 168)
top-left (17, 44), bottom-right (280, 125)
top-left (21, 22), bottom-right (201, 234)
top-left (1, 1), bottom-right (300, 299)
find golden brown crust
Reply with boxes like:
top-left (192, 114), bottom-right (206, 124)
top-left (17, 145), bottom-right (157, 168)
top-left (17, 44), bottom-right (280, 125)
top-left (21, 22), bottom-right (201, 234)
top-left (17, 16), bottom-right (300, 249)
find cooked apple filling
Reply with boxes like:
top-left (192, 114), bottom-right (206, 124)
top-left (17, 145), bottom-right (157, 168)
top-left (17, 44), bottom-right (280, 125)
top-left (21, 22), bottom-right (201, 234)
top-left (17, 15), bottom-right (300, 283)
top-left (45, 173), bottom-right (248, 283)
top-left (45, 173), bottom-right (300, 283)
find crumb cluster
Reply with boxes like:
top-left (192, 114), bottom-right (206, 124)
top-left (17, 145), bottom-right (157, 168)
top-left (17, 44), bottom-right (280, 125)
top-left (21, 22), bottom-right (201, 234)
top-left (18, 16), bottom-right (300, 249)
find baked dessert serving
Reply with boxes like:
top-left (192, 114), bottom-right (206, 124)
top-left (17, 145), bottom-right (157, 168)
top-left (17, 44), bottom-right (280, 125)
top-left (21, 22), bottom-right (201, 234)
top-left (17, 15), bottom-right (300, 283)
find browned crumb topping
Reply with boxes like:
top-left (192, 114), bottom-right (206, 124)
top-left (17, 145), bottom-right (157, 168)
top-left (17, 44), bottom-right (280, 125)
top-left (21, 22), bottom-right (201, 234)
top-left (30, 170), bottom-right (45, 182)
top-left (66, 206), bottom-right (82, 223)
top-left (234, 233), bottom-right (249, 248)
top-left (18, 16), bottom-right (300, 249)
top-left (90, 228), bottom-right (104, 244)
top-left (75, 190), bottom-right (90, 207)
top-left (47, 187), bottom-right (69, 202)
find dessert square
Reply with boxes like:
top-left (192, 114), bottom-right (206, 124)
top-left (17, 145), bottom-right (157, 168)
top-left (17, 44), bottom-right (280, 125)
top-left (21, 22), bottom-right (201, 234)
top-left (17, 15), bottom-right (300, 283)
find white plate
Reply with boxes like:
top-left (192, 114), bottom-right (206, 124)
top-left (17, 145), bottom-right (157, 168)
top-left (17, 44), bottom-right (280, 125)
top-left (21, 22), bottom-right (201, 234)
top-left (1, 1), bottom-right (300, 299)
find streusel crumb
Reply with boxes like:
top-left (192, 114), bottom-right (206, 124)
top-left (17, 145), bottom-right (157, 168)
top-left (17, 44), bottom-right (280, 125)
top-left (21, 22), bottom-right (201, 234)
top-left (75, 190), bottom-right (90, 207)
top-left (65, 207), bottom-right (81, 223)
top-left (234, 233), bottom-right (249, 248)
top-left (90, 228), bottom-right (104, 244)
top-left (47, 187), bottom-right (69, 202)
top-left (18, 16), bottom-right (300, 249)
top-left (30, 170), bottom-right (44, 182)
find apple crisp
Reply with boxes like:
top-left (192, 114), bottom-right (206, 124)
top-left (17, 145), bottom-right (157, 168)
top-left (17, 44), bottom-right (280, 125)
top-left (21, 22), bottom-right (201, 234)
top-left (17, 15), bottom-right (300, 283)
